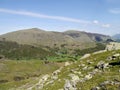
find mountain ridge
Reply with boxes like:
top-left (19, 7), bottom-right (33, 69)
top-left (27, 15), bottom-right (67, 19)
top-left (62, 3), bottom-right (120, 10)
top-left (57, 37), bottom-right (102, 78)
top-left (0, 28), bottom-right (111, 49)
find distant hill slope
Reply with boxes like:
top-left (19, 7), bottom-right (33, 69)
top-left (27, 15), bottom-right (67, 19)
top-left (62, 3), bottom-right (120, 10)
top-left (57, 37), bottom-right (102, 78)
top-left (112, 34), bottom-right (120, 42)
top-left (0, 28), bottom-right (111, 49)
top-left (0, 41), bottom-right (56, 60)
top-left (112, 34), bottom-right (120, 39)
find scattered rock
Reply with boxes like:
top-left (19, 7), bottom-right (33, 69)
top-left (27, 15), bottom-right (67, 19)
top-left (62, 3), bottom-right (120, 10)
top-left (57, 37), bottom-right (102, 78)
top-left (119, 70), bottom-right (120, 73)
top-left (81, 64), bottom-right (85, 67)
top-left (112, 53), bottom-right (120, 60)
top-left (82, 66), bottom-right (88, 70)
top-left (106, 42), bottom-right (120, 51)
top-left (80, 54), bottom-right (91, 59)
top-left (65, 62), bottom-right (71, 66)
top-left (95, 61), bottom-right (109, 70)
top-left (68, 74), bottom-right (80, 82)
top-left (91, 87), bottom-right (100, 90)
top-left (64, 80), bottom-right (77, 90)
top-left (64, 80), bottom-right (76, 90)
top-left (84, 74), bottom-right (92, 80)
top-left (51, 75), bottom-right (58, 80)
top-left (52, 69), bottom-right (61, 75)
top-left (93, 50), bottom-right (106, 55)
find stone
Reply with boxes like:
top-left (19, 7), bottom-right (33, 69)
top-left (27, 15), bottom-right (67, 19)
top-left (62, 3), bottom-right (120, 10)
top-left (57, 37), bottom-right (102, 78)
top-left (51, 76), bottom-right (58, 80)
top-left (93, 50), bottom-right (106, 55)
top-left (91, 87), bottom-right (100, 90)
top-left (42, 74), bottom-right (50, 81)
top-left (106, 42), bottom-right (120, 51)
top-left (112, 53), bottom-right (120, 60)
top-left (68, 74), bottom-right (80, 82)
top-left (65, 62), bottom-right (71, 66)
top-left (119, 70), bottom-right (120, 73)
top-left (80, 54), bottom-right (91, 59)
top-left (81, 64), bottom-right (85, 67)
top-left (64, 80), bottom-right (76, 90)
top-left (96, 61), bottom-right (109, 70)
top-left (52, 69), bottom-right (61, 75)
top-left (106, 56), bottom-right (113, 61)
top-left (82, 66), bottom-right (88, 70)
top-left (84, 74), bottom-right (92, 80)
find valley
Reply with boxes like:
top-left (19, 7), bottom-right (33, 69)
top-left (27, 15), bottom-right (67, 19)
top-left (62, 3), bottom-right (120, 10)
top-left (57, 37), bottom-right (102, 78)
top-left (0, 28), bottom-right (119, 90)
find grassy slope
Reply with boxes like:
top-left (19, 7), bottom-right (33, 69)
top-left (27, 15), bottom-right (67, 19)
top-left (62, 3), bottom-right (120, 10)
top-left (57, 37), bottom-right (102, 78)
top-left (0, 47), bottom-right (119, 89)
top-left (0, 60), bottom-right (59, 90)
top-left (0, 41), bottom-right (56, 60)
top-left (42, 50), bottom-right (120, 90)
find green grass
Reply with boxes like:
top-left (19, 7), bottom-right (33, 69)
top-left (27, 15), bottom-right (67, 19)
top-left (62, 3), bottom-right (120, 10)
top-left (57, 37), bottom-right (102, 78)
top-left (0, 60), bottom-right (59, 89)
top-left (0, 41), bottom-right (57, 60)
top-left (42, 50), bottom-right (120, 90)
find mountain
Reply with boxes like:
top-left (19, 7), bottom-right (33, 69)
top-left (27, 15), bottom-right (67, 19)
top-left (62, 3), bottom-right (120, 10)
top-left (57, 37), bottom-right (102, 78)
top-left (0, 28), bottom-right (111, 49)
top-left (64, 30), bottom-right (110, 42)
top-left (112, 34), bottom-right (120, 39)
top-left (112, 34), bottom-right (120, 42)
top-left (0, 41), bottom-right (56, 60)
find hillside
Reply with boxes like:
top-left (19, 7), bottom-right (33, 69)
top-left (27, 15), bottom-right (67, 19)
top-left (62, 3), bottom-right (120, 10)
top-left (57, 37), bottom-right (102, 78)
top-left (112, 34), bottom-right (120, 39)
top-left (0, 49), bottom-right (120, 89)
top-left (0, 41), bottom-right (56, 60)
top-left (112, 34), bottom-right (120, 42)
top-left (0, 28), bottom-right (111, 49)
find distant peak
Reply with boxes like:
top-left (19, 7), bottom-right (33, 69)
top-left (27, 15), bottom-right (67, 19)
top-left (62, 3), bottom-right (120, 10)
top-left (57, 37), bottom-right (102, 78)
top-left (64, 30), bottom-right (85, 33)
top-left (18, 28), bottom-right (46, 33)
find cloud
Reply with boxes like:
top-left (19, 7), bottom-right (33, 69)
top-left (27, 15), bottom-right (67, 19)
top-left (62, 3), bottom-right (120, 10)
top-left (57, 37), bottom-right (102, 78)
top-left (0, 8), bottom-right (90, 24)
top-left (93, 20), bottom-right (110, 28)
top-left (0, 8), bottom-right (111, 29)
top-left (102, 24), bottom-right (111, 28)
top-left (109, 8), bottom-right (120, 14)
top-left (93, 20), bottom-right (99, 24)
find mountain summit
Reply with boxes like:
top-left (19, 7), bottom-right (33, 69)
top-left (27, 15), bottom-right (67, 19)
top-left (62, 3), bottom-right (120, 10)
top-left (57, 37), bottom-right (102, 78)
top-left (0, 28), bottom-right (110, 49)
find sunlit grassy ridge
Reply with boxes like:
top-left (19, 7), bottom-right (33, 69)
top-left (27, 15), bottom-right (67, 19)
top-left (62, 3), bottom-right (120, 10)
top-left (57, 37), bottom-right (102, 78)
top-left (42, 50), bottom-right (120, 90)
top-left (0, 45), bottom-right (120, 89)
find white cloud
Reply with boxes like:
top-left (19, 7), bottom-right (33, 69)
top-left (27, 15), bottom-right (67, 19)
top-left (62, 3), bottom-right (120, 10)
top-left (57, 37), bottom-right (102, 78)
top-left (102, 24), bottom-right (111, 28)
top-left (93, 20), bottom-right (110, 28)
top-left (109, 8), bottom-right (120, 14)
top-left (93, 20), bottom-right (99, 24)
top-left (0, 8), bottom-right (90, 24)
top-left (0, 8), bottom-right (111, 29)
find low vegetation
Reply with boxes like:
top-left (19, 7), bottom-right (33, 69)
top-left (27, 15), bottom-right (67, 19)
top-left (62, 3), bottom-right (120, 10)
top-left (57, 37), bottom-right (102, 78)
top-left (0, 60), bottom-right (59, 89)
top-left (73, 43), bottom-right (106, 56)
top-left (0, 39), bottom-right (119, 89)
top-left (41, 50), bottom-right (120, 90)
top-left (0, 41), bottom-right (56, 60)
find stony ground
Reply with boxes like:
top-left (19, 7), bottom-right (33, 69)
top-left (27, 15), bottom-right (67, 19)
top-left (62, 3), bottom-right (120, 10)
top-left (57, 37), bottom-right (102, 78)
top-left (11, 50), bottom-right (120, 90)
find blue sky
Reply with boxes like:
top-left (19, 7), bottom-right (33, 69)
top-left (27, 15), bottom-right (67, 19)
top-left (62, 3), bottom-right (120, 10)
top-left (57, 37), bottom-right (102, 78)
top-left (0, 0), bottom-right (120, 35)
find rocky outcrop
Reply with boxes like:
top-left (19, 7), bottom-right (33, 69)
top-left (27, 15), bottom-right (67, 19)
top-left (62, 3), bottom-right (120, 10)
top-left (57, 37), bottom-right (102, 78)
top-left (106, 42), bottom-right (120, 51)
top-left (91, 79), bottom-right (120, 90)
